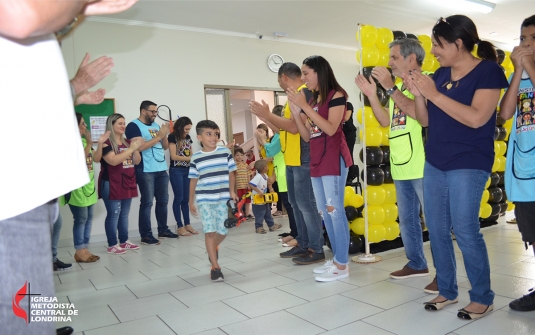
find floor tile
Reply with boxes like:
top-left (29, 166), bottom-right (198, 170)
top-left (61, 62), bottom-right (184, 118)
top-left (492, 261), bottom-right (535, 280)
top-left (459, 273), bottom-right (535, 299)
top-left (170, 282), bottom-right (245, 307)
top-left (277, 278), bottom-right (357, 301)
top-left (67, 286), bottom-right (138, 310)
top-left (454, 310), bottom-right (535, 335)
top-left (287, 295), bottom-right (383, 330)
top-left (220, 310), bottom-right (324, 335)
top-left (84, 316), bottom-right (176, 335)
top-left (342, 281), bottom-right (427, 310)
top-left (126, 275), bottom-right (193, 298)
top-left (55, 305), bottom-right (119, 332)
top-left (340, 265), bottom-right (390, 287)
top-left (159, 301), bottom-right (248, 334)
top-left (222, 288), bottom-right (307, 318)
top-left (319, 320), bottom-right (394, 334)
top-left (224, 259), bottom-right (289, 276)
top-left (109, 293), bottom-right (187, 322)
top-left (225, 271), bottom-right (296, 293)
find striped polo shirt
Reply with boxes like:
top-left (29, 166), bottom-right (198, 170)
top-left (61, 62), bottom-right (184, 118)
top-left (189, 146), bottom-right (237, 204)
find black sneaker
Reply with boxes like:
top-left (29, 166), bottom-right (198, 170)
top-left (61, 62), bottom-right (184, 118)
top-left (158, 230), bottom-right (179, 239)
top-left (280, 246), bottom-right (308, 258)
top-left (53, 259), bottom-right (72, 271)
top-left (292, 251), bottom-right (326, 265)
top-left (211, 268), bottom-right (224, 282)
top-left (140, 236), bottom-right (161, 245)
top-left (509, 288), bottom-right (535, 311)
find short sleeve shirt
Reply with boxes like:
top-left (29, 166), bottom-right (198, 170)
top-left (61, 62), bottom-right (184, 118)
top-left (168, 134), bottom-right (192, 168)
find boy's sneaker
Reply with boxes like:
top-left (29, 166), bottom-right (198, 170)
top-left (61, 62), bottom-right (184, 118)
top-left (280, 246), bottom-right (308, 258)
top-left (107, 245), bottom-right (126, 255)
top-left (53, 259), bottom-right (72, 271)
top-left (158, 230), bottom-right (179, 239)
top-left (509, 288), bottom-right (535, 311)
top-left (292, 251), bottom-right (326, 265)
top-left (390, 265), bottom-right (429, 279)
top-left (269, 223), bottom-right (282, 232)
top-left (119, 240), bottom-right (140, 250)
top-left (313, 259), bottom-right (334, 274)
top-left (315, 265), bottom-right (349, 282)
top-left (211, 268), bottom-right (224, 282)
top-left (140, 236), bottom-right (161, 245)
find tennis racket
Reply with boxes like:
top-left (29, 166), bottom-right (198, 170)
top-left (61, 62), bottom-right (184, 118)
top-left (157, 105), bottom-right (173, 129)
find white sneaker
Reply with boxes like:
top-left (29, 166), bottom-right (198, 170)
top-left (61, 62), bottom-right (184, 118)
top-left (313, 259), bottom-right (334, 274)
top-left (315, 265), bottom-right (349, 282)
top-left (107, 245), bottom-right (126, 255)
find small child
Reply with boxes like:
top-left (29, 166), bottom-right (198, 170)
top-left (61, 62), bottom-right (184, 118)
top-left (189, 120), bottom-right (237, 282)
top-left (233, 147), bottom-right (253, 219)
top-left (249, 160), bottom-right (282, 234)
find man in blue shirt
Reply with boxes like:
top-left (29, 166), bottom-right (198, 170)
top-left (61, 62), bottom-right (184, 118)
top-left (126, 100), bottom-right (178, 245)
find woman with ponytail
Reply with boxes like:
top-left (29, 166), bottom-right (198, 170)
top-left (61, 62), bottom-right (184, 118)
top-left (405, 15), bottom-right (508, 320)
top-left (95, 114), bottom-right (144, 255)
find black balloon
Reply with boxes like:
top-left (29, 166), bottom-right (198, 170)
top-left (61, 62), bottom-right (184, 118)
top-left (490, 203), bottom-right (501, 216)
top-left (481, 213), bottom-right (500, 223)
top-left (496, 49), bottom-right (505, 65)
top-left (361, 66), bottom-right (395, 89)
top-left (348, 233), bottom-right (363, 254)
top-left (488, 187), bottom-right (503, 203)
top-left (494, 127), bottom-right (500, 141)
top-left (497, 172), bottom-right (505, 186)
top-left (499, 202), bottom-right (508, 214)
top-left (502, 188), bottom-right (508, 202)
top-left (381, 164), bottom-right (393, 183)
top-left (381, 146), bottom-right (390, 164)
top-left (359, 146), bottom-right (384, 165)
top-left (367, 166), bottom-right (385, 186)
top-left (490, 172), bottom-right (500, 187)
top-left (393, 30), bottom-right (406, 40)
top-left (496, 115), bottom-right (505, 126)
top-left (345, 206), bottom-right (359, 221)
top-left (362, 87), bottom-right (388, 107)
top-left (496, 126), bottom-right (506, 141)
top-left (406, 33), bottom-right (418, 40)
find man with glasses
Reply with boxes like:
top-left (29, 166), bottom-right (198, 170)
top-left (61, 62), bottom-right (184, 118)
top-left (126, 100), bottom-right (178, 245)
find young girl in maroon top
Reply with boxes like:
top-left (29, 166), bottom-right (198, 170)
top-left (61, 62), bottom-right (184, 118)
top-left (288, 55), bottom-right (352, 282)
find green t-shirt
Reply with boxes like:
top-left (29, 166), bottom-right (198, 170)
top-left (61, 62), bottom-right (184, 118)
top-left (60, 138), bottom-right (98, 207)
top-left (387, 82), bottom-right (425, 180)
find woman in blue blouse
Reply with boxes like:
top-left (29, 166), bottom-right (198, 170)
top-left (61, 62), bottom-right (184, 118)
top-left (406, 15), bottom-right (508, 320)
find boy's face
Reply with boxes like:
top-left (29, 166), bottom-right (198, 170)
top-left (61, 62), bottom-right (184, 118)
top-left (234, 152), bottom-right (244, 162)
top-left (520, 25), bottom-right (535, 62)
top-left (197, 128), bottom-right (219, 150)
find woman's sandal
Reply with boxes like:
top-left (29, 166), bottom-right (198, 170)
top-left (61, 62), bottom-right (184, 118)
top-left (177, 227), bottom-right (192, 236)
top-left (424, 298), bottom-right (458, 311)
top-left (74, 253), bottom-right (98, 263)
top-left (185, 225), bottom-right (199, 235)
top-left (457, 304), bottom-right (494, 320)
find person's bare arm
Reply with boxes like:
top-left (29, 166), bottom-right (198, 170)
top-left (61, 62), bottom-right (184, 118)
top-left (188, 178), bottom-right (198, 216)
top-left (250, 100), bottom-right (299, 134)
top-left (500, 47), bottom-right (535, 120)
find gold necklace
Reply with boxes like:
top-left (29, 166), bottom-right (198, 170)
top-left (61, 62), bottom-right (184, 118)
top-left (442, 72), bottom-right (461, 90)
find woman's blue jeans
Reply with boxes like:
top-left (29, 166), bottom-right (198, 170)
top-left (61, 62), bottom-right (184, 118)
top-left (169, 167), bottom-right (190, 228)
top-left (311, 157), bottom-right (349, 265)
top-left (101, 180), bottom-right (132, 247)
top-left (69, 204), bottom-right (94, 250)
top-left (424, 162), bottom-right (494, 305)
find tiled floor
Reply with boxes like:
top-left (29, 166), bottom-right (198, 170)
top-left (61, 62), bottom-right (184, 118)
top-left (54, 213), bottom-right (535, 335)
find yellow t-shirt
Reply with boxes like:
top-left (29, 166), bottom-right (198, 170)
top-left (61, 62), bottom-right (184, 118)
top-left (280, 84), bottom-right (308, 166)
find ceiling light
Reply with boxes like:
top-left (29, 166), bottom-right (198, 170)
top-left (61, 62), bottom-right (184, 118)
top-left (489, 32), bottom-right (498, 35)
top-left (461, 0), bottom-right (496, 13)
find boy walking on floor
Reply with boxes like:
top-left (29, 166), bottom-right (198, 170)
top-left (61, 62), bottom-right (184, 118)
top-left (250, 160), bottom-right (282, 234)
top-left (189, 120), bottom-right (237, 282)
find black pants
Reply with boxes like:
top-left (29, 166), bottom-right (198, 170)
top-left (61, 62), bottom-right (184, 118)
top-left (344, 130), bottom-right (356, 163)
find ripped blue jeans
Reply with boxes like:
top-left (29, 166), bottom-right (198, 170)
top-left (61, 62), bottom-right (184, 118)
top-left (311, 156), bottom-right (349, 265)
top-left (101, 180), bottom-right (133, 247)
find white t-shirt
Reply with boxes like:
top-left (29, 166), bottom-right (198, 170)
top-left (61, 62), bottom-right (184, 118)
top-left (0, 34), bottom-right (88, 220)
top-left (249, 172), bottom-right (268, 195)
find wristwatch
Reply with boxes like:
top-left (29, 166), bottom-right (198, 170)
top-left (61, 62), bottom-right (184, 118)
top-left (386, 86), bottom-right (398, 96)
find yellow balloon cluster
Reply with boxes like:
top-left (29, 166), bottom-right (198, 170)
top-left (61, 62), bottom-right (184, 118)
top-left (492, 141), bottom-right (507, 173)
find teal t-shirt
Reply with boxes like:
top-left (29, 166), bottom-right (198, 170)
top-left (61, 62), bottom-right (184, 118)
top-left (387, 81), bottom-right (425, 180)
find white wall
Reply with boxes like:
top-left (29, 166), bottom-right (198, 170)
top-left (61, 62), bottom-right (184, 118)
top-left (59, 21), bottom-right (362, 242)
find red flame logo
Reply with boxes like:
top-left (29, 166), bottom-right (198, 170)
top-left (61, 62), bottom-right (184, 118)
top-left (12, 281), bottom-right (28, 324)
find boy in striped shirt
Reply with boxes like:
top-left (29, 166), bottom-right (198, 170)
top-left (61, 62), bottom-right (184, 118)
top-left (189, 120), bottom-right (237, 281)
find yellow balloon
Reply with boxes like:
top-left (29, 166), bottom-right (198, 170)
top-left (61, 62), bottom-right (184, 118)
top-left (494, 141), bottom-right (500, 155)
top-left (431, 56), bottom-right (441, 71)
top-left (368, 224), bottom-right (386, 243)
top-left (350, 217), bottom-right (365, 235)
top-left (357, 25), bottom-right (378, 47)
top-left (367, 186), bottom-right (386, 206)
top-left (502, 52), bottom-right (512, 68)
top-left (417, 35), bottom-right (432, 52)
top-left (376, 28), bottom-right (394, 48)
top-left (357, 46), bottom-right (380, 66)
top-left (484, 177), bottom-right (491, 189)
top-left (356, 107), bottom-right (380, 127)
top-left (383, 221), bottom-right (401, 240)
top-left (497, 141), bottom-right (507, 156)
top-left (422, 56), bottom-right (435, 72)
top-left (380, 126), bottom-right (389, 146)
top-left (480, 189), bottom-right (489, 205)
top-left (359, 127), bottom-right (382, 146)
top-left (366, 205), bottom-right (385, 225)
top-left (383, 203), bottom-right (399, 222)
top-left (491, 156), bottom-right (499, 172)
top-left (348, 193), bottom-right (364, 208)
top-left (479, 203), bottom-right (492, 219)
top-left (382, 184), bottom-right (397, 204)
top-left (497, 156), bottom-right (506, 172)
top-left (377, 48), bottom-right (390, 67)
top-left (507, 201), bottom-right (515, 211)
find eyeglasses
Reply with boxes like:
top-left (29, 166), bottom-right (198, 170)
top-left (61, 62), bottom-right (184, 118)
top-left (435, 17), bottom-right (450, 26)
top-left (146, 109), bottom-right (159, 115)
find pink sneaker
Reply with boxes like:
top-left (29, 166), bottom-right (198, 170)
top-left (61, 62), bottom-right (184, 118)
top-left (107, 245), bottom-right (126, 255)
top-left (119, 240), bottom-right (140, 250)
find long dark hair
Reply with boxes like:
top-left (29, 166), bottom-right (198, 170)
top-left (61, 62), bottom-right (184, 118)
top-left (173, 116), bottom-right (192, 140)
top-left (432, 15), bottom-right (497, 62)
top-left (303, 55), bottom-right (347, 106)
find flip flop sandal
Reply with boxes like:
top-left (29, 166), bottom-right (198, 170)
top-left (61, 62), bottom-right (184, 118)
top-left (185, 225), bottom-right (199, 235)
top-left (177, 227), bottom-right (192, 236)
